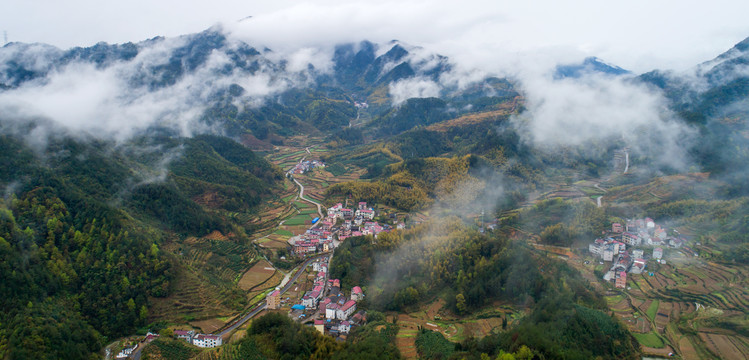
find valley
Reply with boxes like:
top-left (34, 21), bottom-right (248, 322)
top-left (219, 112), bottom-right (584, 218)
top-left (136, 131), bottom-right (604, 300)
top-left (1, 23), bottom-right (749, 360)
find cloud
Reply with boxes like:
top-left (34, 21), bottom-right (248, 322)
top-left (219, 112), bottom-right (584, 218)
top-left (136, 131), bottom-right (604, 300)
top-left (0, 31), bottom-right (330, 147)
top-left (510, 72), bottom-right (696, 170)
top-left (388, 77), bottom-right (441, 105)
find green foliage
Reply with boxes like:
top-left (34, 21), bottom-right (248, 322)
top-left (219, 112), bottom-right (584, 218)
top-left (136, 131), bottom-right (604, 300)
top-left (540, 223), bottom-right (575, 246)
top-left (244, 312), bottom-right (343, 359)
top-left (376, 97), bottom-right (449, 136)
top-left (130, 182), bottom-right (227, 235)
top-left (505, 198), bottom-right (606, 243)
top-left (471, 299), bottom-right (639, 360)
top-left (0, 186), bottom-right (171, 358)
top-left (415, 329), bottom-right (455, 359)
top-left (142, 337), bottom-right (200, 360)
top-left (331, 218), bottom-right (603, 314)
top-left (0, 131), bottom-right (281, 358)
top-left (333, 321), bottom-right (401, 360)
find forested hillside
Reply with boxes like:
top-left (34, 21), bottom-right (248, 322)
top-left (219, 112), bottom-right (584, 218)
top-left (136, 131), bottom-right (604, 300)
top-left (0, 131), bottom-right (280, 358)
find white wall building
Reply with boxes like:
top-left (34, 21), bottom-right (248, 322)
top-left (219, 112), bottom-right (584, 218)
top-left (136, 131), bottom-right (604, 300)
top-left (193, 334), bottom-right (222, 348)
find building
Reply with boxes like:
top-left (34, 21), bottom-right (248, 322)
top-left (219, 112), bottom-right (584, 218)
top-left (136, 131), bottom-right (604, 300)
top-left (646, 218), bottom-right (656, 233)
top-left (358, 202), bottom-right (367, 210)
top-left (326, 303), bottom-right (340, 319)
top-left (115, 345), bottom-right (138, 359)
top-left (337, 300), bottom-right (357, 320)
top-left (589, 239), bottom-right (605, 256)
top-left (302, 295), bottom-right (317, 309)
top-left (653, 247), bottom-right (663, 260)
top-left (654, 227), bottom-right (668, 241)
top-left (630, 258), bottom-right (646, 274)
top-left (174, 330), bottom-right (195, 343)
top-left (612, 223), bottom-right (623, 233)
top-left (314, 319), bottom-right (325, 334)
top-left (622, 232), bottom-right (640, 246)
top-left (193, 334), bottom-right (222, 348)
top-left (356, 209), bottom-right (375, 220)
top-left (266, 289), bottom-right (281, 310)
top-left (603, 248), bottom-right (614, 262)
top-left (338, 321), bottom-right (351, 334)
top-left (615, 271), bottom-right (627, 289)
top-left (351, 286), bottom-right (364, 301)
top-left (632, 249), bottom-right (644, 259)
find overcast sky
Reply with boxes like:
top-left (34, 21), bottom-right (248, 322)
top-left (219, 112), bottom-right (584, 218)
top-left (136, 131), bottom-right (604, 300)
top-left (3, 0), bottom-right (749, 73)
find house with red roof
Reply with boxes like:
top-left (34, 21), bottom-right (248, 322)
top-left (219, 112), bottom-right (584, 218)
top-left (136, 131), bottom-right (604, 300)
top-left (337, 300), bottom-right (357, 319)
top-left (615, 271), bottom-right (627, 289)
top-left (351, 286), bottom-right (364, 301)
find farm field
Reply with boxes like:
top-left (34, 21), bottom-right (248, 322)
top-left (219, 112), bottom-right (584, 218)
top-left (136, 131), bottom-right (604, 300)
top-left (237, 260), bottom-right (276, 291)
top-left (572, 249), bottom-right (749, 359)
top-left (388, 298), bottom-right (521, 357)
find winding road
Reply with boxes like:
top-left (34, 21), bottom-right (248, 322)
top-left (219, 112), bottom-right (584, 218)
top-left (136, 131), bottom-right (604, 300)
top-left (291, 176), bottom-right (324, 219)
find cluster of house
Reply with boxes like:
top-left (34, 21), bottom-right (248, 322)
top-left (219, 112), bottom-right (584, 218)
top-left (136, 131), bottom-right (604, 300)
top-left (173, 330), bottom-right (223, 348)
top-left (328, 202), bottom-right (389, 240)
top-left (291, 202), bottom-right (390, 256)
top-left (619, 218), bottom-right (684, 248)
top-left (275, 258), bottom-right (366, 338)
top-left (115, 333), bottom-right (158, 359)
top-left (315, 286), bottom-right (366, 338)
top-left (290, 160), bottom-right (325, 175)
top-left (353, 101), bottom-right (368, 109)
top-left (589, 218), bottom-right (673, 289)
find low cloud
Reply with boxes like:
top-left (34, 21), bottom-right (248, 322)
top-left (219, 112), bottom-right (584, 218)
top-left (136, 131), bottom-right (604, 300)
top-left (510, 73), bottom-right (696, 170)
top-left (0, 31), bottom-right (329, 148)
top-left (388, 77), bottom-right (441, 105)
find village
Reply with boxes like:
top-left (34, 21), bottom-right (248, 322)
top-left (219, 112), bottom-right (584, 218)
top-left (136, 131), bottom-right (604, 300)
top-left (265, 255), bottom-right (368, 340)
top-left (289, 201), bottom-right (390, 256)
top-left (130, 200), bottom-right (387, 354)
top-left (587, 217), bottom-right (686, 289)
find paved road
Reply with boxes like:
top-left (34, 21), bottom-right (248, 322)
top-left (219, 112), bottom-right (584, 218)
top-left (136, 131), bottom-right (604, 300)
top-left (291, 176), bottom-right (323, 218)
top-left (217, 254), bottom-right (328, 337)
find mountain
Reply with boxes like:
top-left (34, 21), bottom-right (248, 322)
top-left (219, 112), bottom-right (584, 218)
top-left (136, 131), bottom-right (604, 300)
top-left (554, 56), bottom-right (631, 79)
top-left (2, 27), bottom-right (749, 359)
top-left (0, 127), bottom-right (282, 358)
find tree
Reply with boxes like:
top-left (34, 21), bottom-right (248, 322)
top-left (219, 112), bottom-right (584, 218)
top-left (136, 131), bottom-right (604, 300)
top-left (456, 293), bottom-right (467, 315)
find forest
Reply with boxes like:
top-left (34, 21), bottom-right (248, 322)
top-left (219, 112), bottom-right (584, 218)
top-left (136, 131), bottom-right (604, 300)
top-left (328, 217), bottom-right (639, 359)
top-left (0, 132), bottom-right (281, 358)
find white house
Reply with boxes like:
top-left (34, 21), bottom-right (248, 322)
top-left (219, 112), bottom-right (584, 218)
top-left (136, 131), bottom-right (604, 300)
top-left (193, 334), bottom-right (222, 348)
top-left (653, 247), bottom-right (663, 260)
top-left (336, 300), bottom-right (357, 320)
top-left (326, 303), bottom-right (340, 320)
top-left (115, 345), bottom-right (138, 359)
top-left (338, 321), bottom-right (351, 334)
top-left (603, 248), bottom-right (614, 262)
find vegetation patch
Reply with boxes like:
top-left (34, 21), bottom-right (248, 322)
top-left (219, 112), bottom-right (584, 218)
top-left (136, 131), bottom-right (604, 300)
top-left (633, 331), bottom-right (665, 348)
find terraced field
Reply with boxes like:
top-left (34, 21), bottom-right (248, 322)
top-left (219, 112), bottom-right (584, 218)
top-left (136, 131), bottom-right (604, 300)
top-left (608, 256), bottom-right (748, 359)
top-left (237, 260), bottom-right (276, 291)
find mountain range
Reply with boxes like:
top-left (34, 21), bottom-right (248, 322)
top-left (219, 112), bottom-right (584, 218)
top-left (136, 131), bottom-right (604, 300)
top-left (1, 27), bottom-right (749, 359)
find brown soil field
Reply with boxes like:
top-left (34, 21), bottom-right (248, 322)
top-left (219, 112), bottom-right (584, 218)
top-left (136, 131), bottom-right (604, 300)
top-left (203, 230), bottom-right (229, 241)
top-left (191, 318), bottom-right (227, 334)
top-left (258, 238), bottom-right (290, 249)
top-left (675, 336), bottom-right (701, 360)
top-left (642, 344), bottom-right (676, 358)
top-left (238, 260), bottom-right (276, 291)
top-left (700, 332), bottom-right (749, 359)
top-left (396, 327), bottom-right (419, 360)
top-left (654, 302), bottom-right (672, 332)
